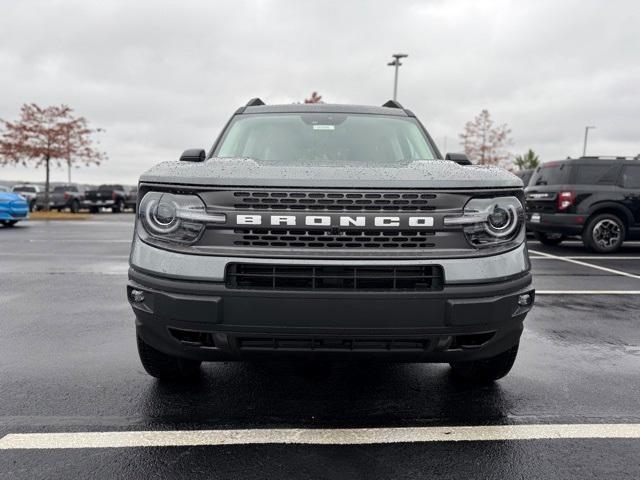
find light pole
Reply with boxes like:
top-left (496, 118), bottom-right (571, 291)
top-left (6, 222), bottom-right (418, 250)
top-left (583, 126), bottom-right (596, 157)
top-left (387, 53), bottom-right (408, 101)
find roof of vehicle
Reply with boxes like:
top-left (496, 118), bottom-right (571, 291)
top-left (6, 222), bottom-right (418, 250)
top-left (540, 156), bottom-right (639, 166)
top-left (240, 103), bottom-right (410, 117)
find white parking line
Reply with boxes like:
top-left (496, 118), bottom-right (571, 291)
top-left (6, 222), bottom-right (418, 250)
top-left (531, 256), bottom-right (640, 260)
top-left (536, 290), bottom-right (640, 295)
top-left (26, 239), bottom-right (132, 243)
top-left (529, 249), bottom-right (640, 280)
top-left (1, 424), bottom-right (639, 449)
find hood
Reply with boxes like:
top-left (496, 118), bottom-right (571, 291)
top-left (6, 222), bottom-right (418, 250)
top-left (139, 158), bottom-right (522, 189)
top-left (0, 192), bottom-right (26, 203)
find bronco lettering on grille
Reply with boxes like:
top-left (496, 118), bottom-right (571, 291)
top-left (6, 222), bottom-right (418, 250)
top-left (236, 214), bottom-right (434, 228)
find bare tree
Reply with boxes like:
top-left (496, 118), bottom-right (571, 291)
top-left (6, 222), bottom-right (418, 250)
top-left (0, 103), bottom-right (106, 210)
top-left (304, 92), bottom-right (323, 104)
top-left (459, 109), bottom-right (512, 165)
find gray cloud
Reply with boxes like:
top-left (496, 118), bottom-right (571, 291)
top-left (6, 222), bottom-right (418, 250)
top-left (1, 0), bottom-right (638, 184)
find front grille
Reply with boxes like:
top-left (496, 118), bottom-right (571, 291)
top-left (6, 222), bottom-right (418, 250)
top-left (195, 187), bottom-right (484, 252)
top-left (232, 190), bottom-right (437, 211)
top-left (226, 264), bottom-right (444, 291)
top-left (233, 228), bottom-right (436, 249)
top-left (166, 329), bottom-right (497, 353)
top-left (238, 336), bottom-right (431, 352)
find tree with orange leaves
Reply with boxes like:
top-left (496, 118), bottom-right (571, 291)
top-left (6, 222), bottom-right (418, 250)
top-left (459, 109), bottom-right (512, 166)
top-left (304, 92), bottom-right (323, 104)
top-left (0, 104), bottom-right (106, 211)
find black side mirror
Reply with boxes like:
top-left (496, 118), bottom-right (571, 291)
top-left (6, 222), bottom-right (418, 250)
top-left (180, 149), bottom-right (206, 162)
top-left (445, 153), bottom-right (472, 165)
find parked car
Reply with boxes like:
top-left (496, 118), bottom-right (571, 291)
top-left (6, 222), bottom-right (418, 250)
top-left (514, 169), bottom-right (533, 187)
top-left (124, 186), bottom-right (138, 212)
top-left (526, 156), bottom-right (640, 252)
top-left (0, 185), bottom-right (29, 226)
top-left (11, 184), bottom-right (40, 211)
top-left (35, 184), bottom-right (87, 213)
top-left (84, 184), bottom-right (127, 213)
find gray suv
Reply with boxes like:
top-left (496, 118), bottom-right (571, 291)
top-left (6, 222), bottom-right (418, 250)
top-left (128, 99), bottom-right (534, 383)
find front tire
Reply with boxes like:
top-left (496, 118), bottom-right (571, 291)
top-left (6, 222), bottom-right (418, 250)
top-left (582, 213), bottom-right (625, 253)
top-left (533, 231), bottom-right (565, 246)
top-left (1, 220), bottom-right (18, 227)
top-left (449, 344), bottom-right (519, 383)
top-left (137, 334), bottom-right (201, 381)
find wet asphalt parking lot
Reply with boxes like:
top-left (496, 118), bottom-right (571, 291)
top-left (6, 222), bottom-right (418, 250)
top-left (0, 215), bottom-right (639, 479)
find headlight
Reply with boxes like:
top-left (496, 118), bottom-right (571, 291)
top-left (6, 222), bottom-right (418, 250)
top-left (138, 192), bottom-right (225, 245)
top-left (444, 197), bottom-right (524, 247)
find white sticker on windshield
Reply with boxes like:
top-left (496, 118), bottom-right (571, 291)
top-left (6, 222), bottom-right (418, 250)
top-left (313, 125), bottom-right (335, 130)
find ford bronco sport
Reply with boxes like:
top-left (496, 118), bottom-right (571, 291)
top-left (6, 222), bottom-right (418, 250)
top-left (526, 156), bottom-right (640, 252)
top-left (128, 99), bottom-right (534, 382)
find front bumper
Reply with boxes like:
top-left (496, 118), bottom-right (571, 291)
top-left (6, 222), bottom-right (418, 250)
top-left (128, 242), bottom-right (534, 362)
top-left (527, 212), bottom-right (584, 236)
top-left (86, 200), bottom-right (116, 208)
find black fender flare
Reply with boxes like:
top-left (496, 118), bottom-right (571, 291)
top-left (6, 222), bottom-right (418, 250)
top-left (586, 201), bottom-right (634, 227)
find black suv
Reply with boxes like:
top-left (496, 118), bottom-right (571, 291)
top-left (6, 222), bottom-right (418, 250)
top-left (526, 156), bottom-right (640, 252)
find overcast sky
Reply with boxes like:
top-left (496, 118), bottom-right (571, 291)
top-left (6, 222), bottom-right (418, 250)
top-left (1, 0), bottom-right (639, 185)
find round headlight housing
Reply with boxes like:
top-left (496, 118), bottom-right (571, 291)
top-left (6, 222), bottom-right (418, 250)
top-left (485, 204), bottom-right (519, 238)
top-left (444, 196), bottom-right (524, 247)
top-left (138, 192), bottom-right (225, 245)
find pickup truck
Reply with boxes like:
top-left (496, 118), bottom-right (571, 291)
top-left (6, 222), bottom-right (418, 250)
top-left (124, 186), bottom-right (138, 212)
top-left (84, 185), bottom-right (127, 213)
top-left (11, 184), bottom-right (41, 211)
top-left (34, 184), bottom-right (86, 213)
top-left (128, 99), bottom-right (535, 383)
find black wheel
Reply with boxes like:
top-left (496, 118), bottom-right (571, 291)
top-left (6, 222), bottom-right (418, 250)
top-left (137, 334), bottom-right (201, 380)
top-left (449, 344), bottom-right (519, 383)
top-left (1, 220), bottom-right (18, 227)
top-left (112, 199), bottom-right (124, 213)
top-left (29, 200), bottom-right (36, 212)
top-left (582, 213), bottom-right (625, 253)
top-left (533, 231), bottom-right (565, 246)
top-left (90, 206), bottom-right (99, 214)
top-left (70, 199), bottom-right (80, 213)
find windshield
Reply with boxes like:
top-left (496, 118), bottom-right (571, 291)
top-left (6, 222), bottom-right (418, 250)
top-left (515, 170), bottom-right (533, 186)
top-left (530, 162), bottom-right (571, 186)
top-left (213, 113), bottom-right (436, 166)
top-left (13, 186), bottom-right (36, 193)
top-left (0, 186), bottom-right (9, 193)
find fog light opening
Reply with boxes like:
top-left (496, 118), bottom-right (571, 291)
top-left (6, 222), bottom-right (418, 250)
top-left (130, 289), bottom-right (145, 303)
top-left (518, 293), bottom-right (533, 306)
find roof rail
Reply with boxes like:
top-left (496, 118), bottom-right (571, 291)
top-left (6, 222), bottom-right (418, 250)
top-left (579, 155), bottom-right (636, 160)
top-left (246, 98), bottom-right (265, 106)
top-left (382, 100), bottom-right (403, 109)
